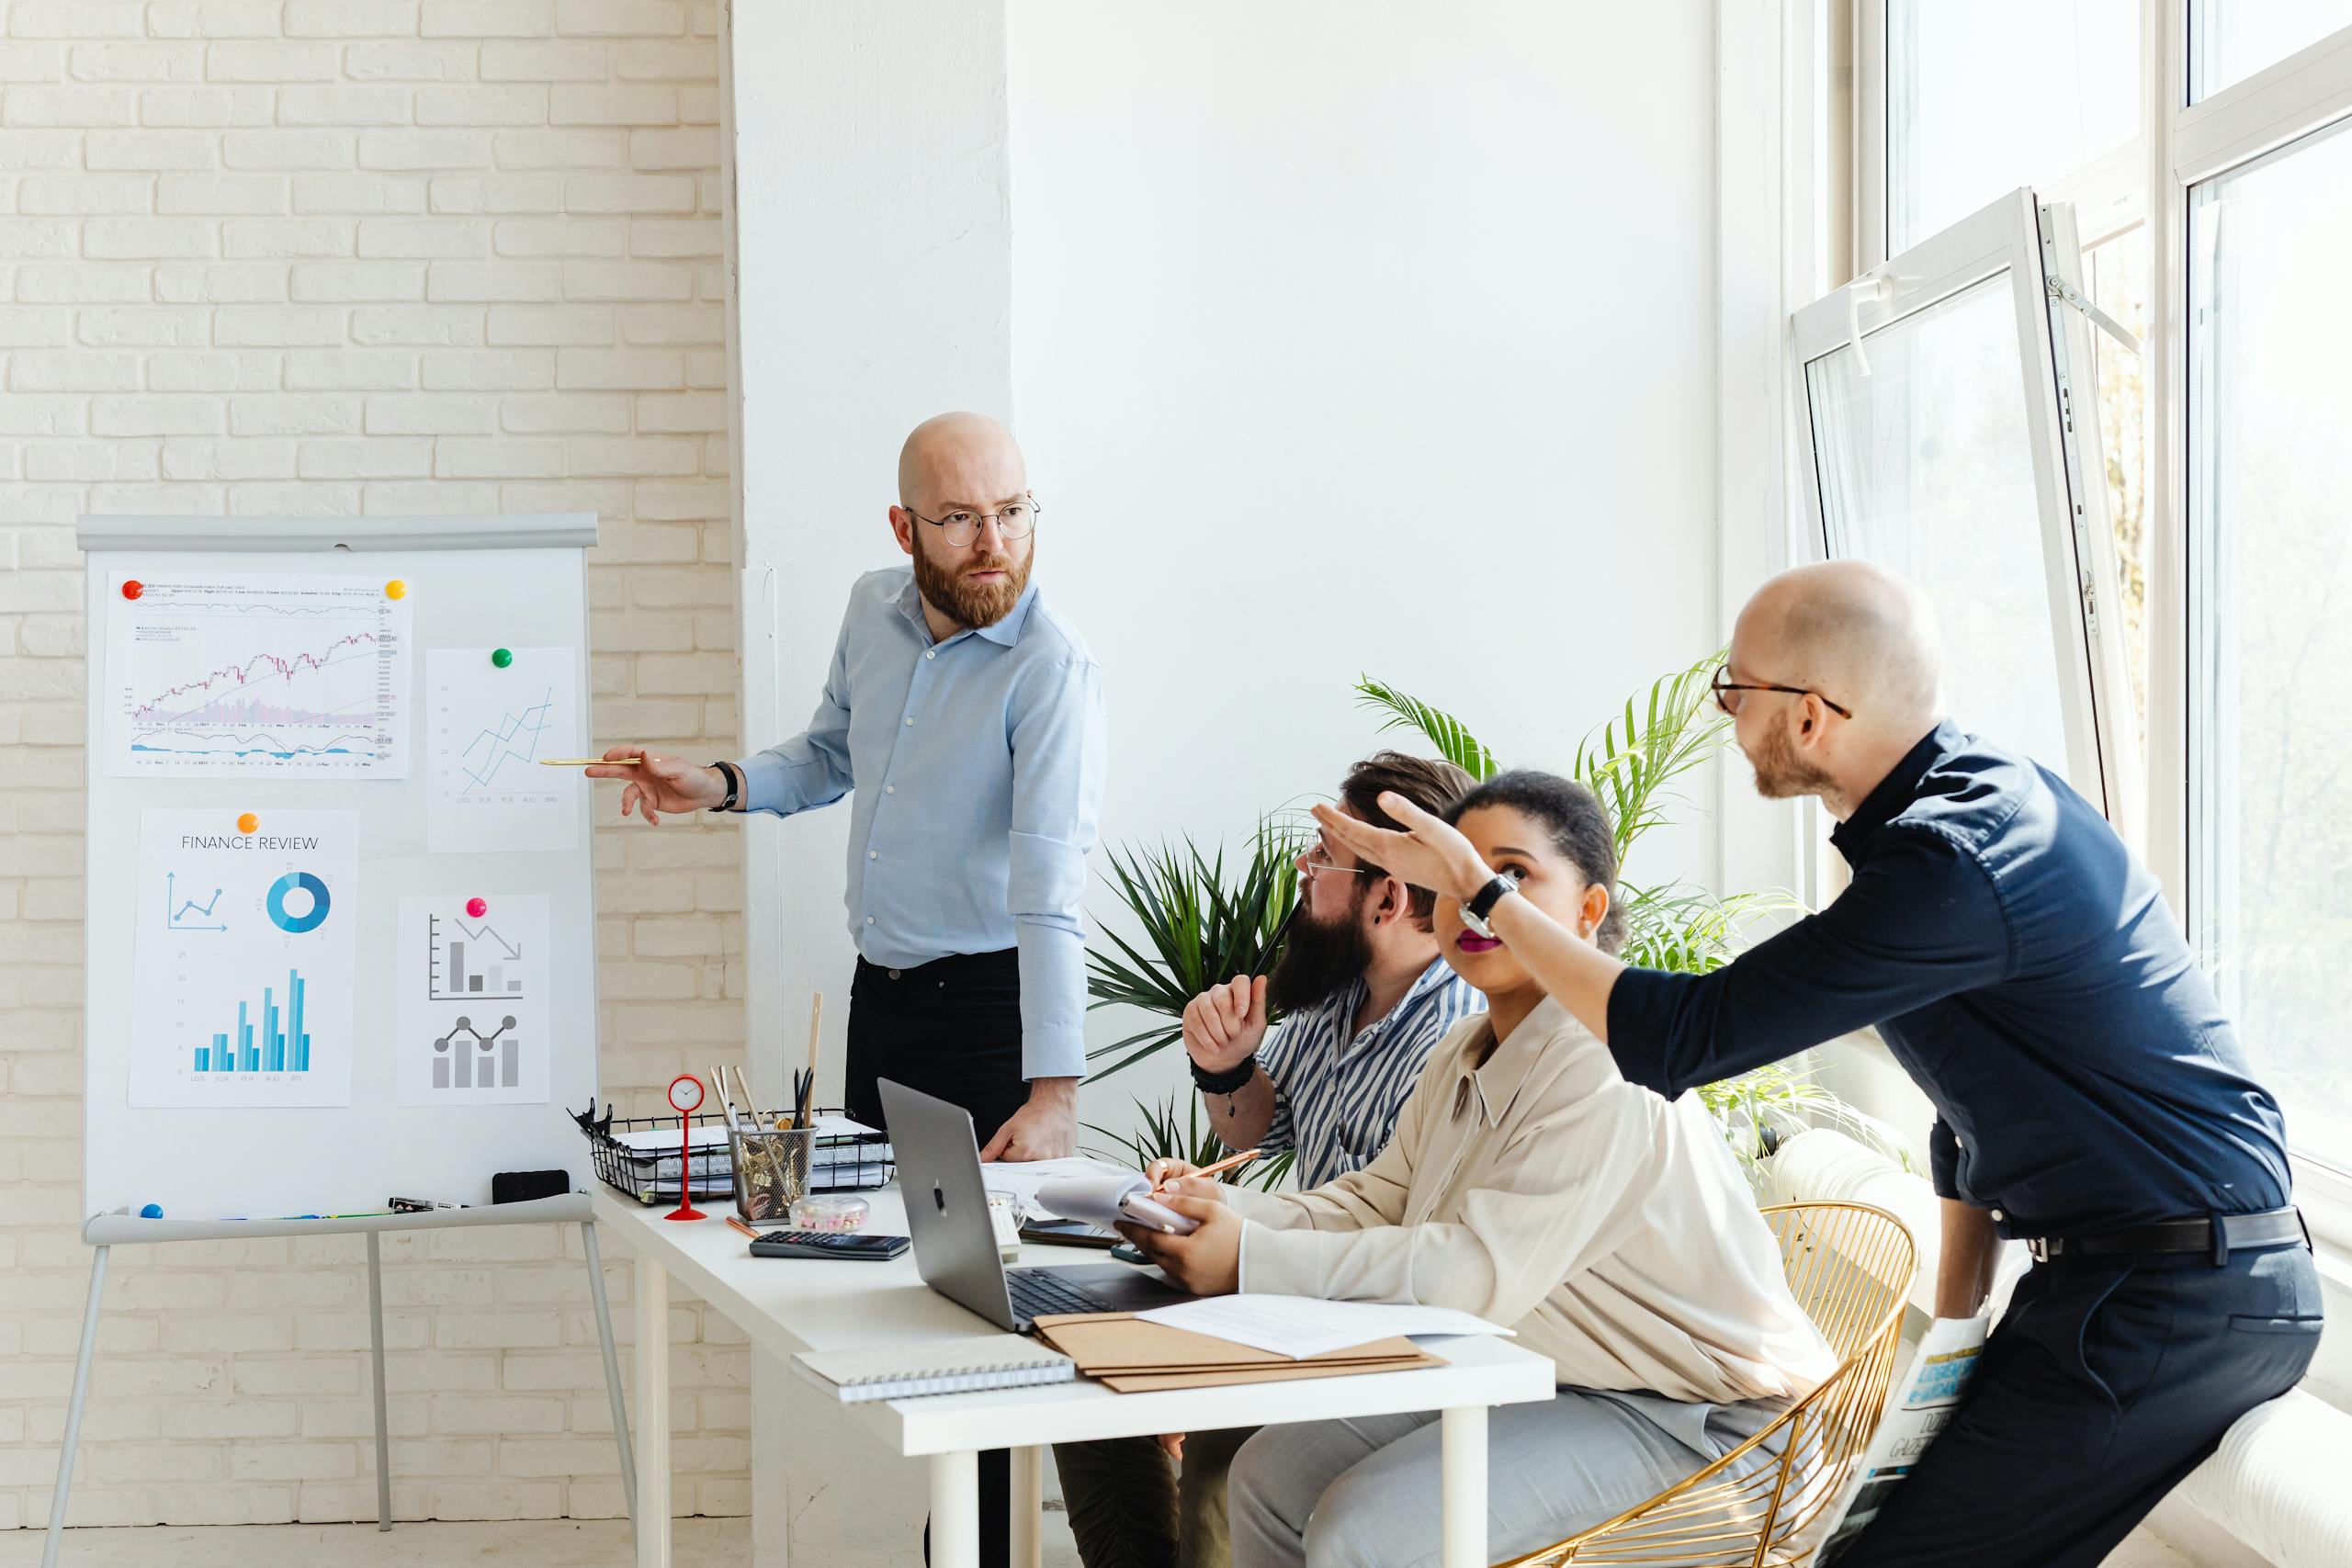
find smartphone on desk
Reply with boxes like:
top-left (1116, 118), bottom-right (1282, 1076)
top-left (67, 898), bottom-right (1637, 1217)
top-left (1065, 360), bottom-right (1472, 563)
top-left (1017, 1217), bottom-right (1120, 1250)
top-left (746, 1230), bottom-right (910, 1261)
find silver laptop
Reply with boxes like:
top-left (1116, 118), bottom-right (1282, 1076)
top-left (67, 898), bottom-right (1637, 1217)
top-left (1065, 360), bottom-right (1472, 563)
top-left (879, 1079), bottom-right (1189, 1332)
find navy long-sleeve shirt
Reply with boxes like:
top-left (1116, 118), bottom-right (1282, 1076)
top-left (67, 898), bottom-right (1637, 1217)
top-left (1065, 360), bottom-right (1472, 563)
top-left (1607, 720), bottom-right (2291, 1238)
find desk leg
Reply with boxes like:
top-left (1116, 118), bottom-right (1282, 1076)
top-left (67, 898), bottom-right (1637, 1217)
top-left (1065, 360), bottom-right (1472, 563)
top-left (1439, 1405), bottom-right (1488, 1568)
top-left (1009, 1444), bottom-right (1043, 1568)
top-left (930, 1450), bottom-right (979, 1568)
top-left (633, 1252), bottom-right (672, 1568)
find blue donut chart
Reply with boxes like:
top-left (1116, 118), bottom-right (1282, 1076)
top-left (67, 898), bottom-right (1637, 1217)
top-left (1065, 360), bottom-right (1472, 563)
top-left (266, 871), bottom-right (331, 934)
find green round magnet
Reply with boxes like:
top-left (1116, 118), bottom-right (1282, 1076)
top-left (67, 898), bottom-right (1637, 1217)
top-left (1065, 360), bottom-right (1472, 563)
top-left (491, 648), bottom-right (514, 668)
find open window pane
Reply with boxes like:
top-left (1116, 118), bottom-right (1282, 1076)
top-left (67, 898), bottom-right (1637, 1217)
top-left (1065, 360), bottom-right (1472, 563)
top-left (2191, 2), bottom-right (2352, 101)
top-left (2188, 116), bottom-right (2352, 1163)
top-left (2087, 231), bottom-right (2150, 754)
top-left (1805, 278), bottom-right (2075, 779)
top-left (1885, 0), bottom-right (2138, 254)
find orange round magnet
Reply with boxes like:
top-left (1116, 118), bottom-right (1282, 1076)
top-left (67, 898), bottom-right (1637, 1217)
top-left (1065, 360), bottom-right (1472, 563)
top-left (384, 579), bottom-right (407, 600)
top-left (236, 812), bottom-right (260, 834)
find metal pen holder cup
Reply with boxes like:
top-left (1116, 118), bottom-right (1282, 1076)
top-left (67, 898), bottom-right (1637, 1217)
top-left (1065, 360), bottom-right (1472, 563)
top-left (730, 1124), bottom-right (815, 1224)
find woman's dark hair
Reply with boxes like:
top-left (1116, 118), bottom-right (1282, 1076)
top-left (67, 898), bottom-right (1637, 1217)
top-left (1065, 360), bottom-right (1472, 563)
top-left (1441, 769), bottom-right (1629, 955)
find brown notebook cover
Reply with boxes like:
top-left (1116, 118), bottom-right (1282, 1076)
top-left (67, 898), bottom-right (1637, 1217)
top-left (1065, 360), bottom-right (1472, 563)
top-left (1032, 1311), bottom-right (1442, 1391)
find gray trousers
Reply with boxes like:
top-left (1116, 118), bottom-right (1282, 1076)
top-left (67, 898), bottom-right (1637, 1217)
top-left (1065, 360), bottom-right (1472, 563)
top-left (1054, 1425), bottom-right (1259, 1568)
top-left (1229, 1387), bottom-right (1781, 1568)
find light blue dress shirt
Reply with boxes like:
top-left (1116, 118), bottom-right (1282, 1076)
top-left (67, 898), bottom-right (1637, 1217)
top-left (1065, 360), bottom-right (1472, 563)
top-left (734, 568), bottom-right (1106, 1080)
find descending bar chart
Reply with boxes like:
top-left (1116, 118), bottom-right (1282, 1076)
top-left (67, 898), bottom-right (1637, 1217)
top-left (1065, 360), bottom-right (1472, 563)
top-left (399, 894), bottom-right (549, 1104)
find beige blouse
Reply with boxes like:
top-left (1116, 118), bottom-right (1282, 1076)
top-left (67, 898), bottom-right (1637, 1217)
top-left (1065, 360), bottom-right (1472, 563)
top-left (1226, 996), bottom-right (1835, 1404)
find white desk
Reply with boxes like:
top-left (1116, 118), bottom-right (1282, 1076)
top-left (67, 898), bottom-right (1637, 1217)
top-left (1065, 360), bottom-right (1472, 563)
top-left (593, 1187), bottom-right (1556, 1568)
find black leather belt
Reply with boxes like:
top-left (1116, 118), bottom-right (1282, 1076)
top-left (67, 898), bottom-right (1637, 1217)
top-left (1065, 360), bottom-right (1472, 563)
top-left (2025, 1206), bottom-right (2307, 1265)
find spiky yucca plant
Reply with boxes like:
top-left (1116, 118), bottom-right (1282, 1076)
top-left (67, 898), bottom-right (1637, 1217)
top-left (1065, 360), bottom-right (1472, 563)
top-left (1084, 1096), bottom-right (1297, 1192)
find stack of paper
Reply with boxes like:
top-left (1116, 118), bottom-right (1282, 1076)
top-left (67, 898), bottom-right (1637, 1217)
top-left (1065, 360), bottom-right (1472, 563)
top-left (795, 1335), bottom-right (1076, 1404)
top-left (1136, 1297), bottom-right (1511, 1359)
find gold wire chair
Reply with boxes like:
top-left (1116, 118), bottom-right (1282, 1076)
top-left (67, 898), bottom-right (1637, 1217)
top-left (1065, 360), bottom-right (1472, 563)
top-left (1497, 1201), bottom-right (1919, 1568)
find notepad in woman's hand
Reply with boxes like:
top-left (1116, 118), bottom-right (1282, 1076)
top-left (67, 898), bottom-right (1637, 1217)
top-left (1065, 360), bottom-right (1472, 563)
top-left (1034, 1172), bottom-right (1199, 1235)
top-left (793, 1336), bottom-right (1077, 1403)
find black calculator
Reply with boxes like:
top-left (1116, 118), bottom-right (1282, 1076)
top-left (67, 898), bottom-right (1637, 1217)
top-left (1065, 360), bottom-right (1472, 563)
top-left (746, 1229), bottom-right (910, 1261)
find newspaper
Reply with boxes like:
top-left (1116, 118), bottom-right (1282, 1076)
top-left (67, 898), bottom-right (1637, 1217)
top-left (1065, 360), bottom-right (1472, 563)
top-left (1815, 1314), bottom-right (1989, 1562)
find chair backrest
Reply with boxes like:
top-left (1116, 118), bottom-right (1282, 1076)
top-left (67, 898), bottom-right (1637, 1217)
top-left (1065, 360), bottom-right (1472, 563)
top-left (1760, 1201), bottom-right (1917, 1362)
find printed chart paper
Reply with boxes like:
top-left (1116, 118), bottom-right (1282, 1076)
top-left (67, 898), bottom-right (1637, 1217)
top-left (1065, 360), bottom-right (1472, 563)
top-left (130, 809), bottom-right (358, 1108)
top-left (426, 648), bottom-right (582, 855)
top-left (396, 895), bottom-right (550, 1105)
top-left (106, 572), bottom-right (410, 779)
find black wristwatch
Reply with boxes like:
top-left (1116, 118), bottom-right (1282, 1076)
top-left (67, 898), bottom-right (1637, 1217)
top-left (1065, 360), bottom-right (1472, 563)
top-left (707, 761), bottom-right (741, 812)
top-left (1460, 871), bottom-right (1521, 938)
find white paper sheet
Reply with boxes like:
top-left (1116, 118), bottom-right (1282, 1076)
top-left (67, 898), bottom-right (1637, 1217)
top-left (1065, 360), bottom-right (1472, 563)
top-left (1034, 1173), bottom-right (1199, 1235)
top-left (1136, 1296), bottom-right (1512, 1359)
top-left (130, 808), bottom-right (359, 1108)
top-left (609, 1113), bottom-right (878, 1152)
top-left (969, 1156), bottom-right (1137, 1209)
top-left (106, 571), bottom-right (412, 779)
top-left (395, 894), bottom-right (550, 1105)
top-left (425, 647), bottom-right (582, 854)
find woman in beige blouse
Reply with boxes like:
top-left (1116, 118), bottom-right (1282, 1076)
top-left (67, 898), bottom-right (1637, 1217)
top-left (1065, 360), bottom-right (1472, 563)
top-left (1122, 771), bottom-right (1832, 1568)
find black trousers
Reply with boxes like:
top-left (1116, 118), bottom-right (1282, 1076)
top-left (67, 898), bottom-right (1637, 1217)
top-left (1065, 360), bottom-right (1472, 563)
top-left (847, 947), bottom-right (1027, 1568)
top-left (1837, 1240), bottom-right (2324, 1568)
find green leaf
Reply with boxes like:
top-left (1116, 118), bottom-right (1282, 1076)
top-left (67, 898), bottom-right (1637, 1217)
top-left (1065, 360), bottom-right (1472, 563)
top-left (1351, 676), bottom-right (1498, 780)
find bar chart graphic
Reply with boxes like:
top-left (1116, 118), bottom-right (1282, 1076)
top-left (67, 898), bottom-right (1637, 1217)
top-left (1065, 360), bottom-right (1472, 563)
top-left (192, 967), bottom-right (316, 1075)
top-left (426, 913), bottom-right (527, 999)
top-left (399, 895), bottom-right (549, 1104)
top-left (133, 809), bottom-right (358, 1108)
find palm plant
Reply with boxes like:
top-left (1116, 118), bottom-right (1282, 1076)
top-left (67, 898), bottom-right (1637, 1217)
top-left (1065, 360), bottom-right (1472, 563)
top-left (1082, 820), bottom-right (1305, 1077)
top-left (1083, 1095), bottom-right (1297, 1192)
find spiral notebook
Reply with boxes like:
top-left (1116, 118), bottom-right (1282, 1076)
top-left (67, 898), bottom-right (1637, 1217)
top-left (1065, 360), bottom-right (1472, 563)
top-left (794, 1336), bottom-right (1078, 1404)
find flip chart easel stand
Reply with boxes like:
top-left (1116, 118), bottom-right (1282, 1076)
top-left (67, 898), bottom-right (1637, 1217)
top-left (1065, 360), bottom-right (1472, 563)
top-left (43, 1201), bottom-right (635, 1568)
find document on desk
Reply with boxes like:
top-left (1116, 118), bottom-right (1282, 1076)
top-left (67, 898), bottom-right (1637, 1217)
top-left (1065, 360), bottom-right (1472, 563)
top-left (1137, 1296), bottom-right (1511, 1359)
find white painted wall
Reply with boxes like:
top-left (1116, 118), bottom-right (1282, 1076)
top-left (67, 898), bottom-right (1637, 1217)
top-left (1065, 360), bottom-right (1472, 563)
top-left (1008, 0), bottom-right (1727, 1134)
top-left (731, 3), bottom-right (1726, 1562)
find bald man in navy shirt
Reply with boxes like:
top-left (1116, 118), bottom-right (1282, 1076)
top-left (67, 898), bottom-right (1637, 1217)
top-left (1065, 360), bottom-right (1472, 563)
top-left (1318, 561), bottom-right (2320, 1568)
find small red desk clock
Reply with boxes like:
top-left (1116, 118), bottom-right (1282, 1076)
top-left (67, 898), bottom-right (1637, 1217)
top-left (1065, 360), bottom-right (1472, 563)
top-left (663, 1073), bottom-right (707, 1222)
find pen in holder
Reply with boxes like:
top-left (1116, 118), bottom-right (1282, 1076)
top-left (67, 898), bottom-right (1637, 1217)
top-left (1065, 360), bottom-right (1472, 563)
top-left (730, 1123), bottom-right (815, 1224)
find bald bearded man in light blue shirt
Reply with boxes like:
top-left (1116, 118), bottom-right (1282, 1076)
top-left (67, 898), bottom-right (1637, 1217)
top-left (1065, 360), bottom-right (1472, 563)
top-left (591, 412), bottom-right (1105, 1162)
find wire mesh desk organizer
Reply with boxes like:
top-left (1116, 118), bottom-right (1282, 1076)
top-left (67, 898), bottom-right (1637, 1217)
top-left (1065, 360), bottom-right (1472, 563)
top-left (583, 1110), bottom-right (891, 1208)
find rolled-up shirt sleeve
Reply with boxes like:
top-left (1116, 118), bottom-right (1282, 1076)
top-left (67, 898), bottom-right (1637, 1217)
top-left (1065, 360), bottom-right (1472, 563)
top-left (1005, 654), bottom-right (1106, 1079)
top-left (734, 604), bottom-right (854, 818)
top-left (1604, 830), bottom-right (2012, 1098)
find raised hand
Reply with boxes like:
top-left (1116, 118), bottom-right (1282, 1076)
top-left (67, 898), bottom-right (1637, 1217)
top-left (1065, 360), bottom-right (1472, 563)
top-left (583, 745), bottom-right (728, 826)
top-left (1311, 792), bottom-right (1489, 905)
top-left (1181, 974), bottom-right (1270, 1074)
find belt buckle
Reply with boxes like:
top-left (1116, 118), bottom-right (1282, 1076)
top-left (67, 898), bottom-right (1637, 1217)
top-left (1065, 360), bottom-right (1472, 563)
top-left (2027, 1236), bottom-right (2052, 1263)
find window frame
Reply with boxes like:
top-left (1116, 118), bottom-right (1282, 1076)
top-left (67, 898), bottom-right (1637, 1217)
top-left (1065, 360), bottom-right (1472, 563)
top-left (1791, 187), bottom-right (2139, 830)
top-left (1842, 0), bottom-right (2352, 1222)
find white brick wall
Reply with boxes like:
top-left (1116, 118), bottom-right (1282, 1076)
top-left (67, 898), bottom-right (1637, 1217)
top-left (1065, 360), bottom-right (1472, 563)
top-left (0, 0), bottom-right (748, 1532)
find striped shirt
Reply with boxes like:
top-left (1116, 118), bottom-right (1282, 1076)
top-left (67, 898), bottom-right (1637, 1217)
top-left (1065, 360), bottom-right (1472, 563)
top-left (1254, 956), bottom-right (1483, 1190)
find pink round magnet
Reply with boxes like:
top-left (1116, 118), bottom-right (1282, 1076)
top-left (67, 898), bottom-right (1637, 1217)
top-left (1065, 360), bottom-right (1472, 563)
top-left (465, 897), bottom-right (488, 918)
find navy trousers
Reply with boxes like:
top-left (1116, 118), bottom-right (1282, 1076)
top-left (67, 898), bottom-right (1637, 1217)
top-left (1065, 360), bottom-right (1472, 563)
top-left (1837, 1241), bottom-right (2324, 1568)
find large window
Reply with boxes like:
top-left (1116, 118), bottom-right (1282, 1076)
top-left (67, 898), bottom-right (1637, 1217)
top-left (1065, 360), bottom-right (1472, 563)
top-left (2188, 116), bottom-right (2352, 1154)
top-left (1841, 4), bottom-right (2352, 1180)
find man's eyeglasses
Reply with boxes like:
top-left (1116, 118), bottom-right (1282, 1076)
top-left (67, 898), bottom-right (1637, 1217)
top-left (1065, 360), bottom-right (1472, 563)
top-left (1710, 664), bottom-right (1853, 719)
top-left (908, 498), bottom-right (1040, 549)
top-left (1297, 842), bottom-right (1373, 886)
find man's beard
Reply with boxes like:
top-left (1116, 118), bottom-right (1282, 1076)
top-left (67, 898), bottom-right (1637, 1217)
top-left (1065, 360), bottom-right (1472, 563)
top-left (911, 530), bottom-right (1034, 630)
top-left (1747, 721), bottom-right (1836, 800)
top-left (1267, 887), bottom-right (1376, 1015)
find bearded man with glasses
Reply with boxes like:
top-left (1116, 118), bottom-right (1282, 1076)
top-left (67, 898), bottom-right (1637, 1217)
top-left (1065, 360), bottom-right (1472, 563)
top-left (589, 410), bottom-right (1102, 1169)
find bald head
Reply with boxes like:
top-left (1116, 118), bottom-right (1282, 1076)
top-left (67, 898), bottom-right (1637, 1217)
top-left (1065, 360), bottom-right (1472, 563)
top-left (898, 412), bottom-right (1025, 513)
top-left (1736, 560), bottom-right (1943, 737)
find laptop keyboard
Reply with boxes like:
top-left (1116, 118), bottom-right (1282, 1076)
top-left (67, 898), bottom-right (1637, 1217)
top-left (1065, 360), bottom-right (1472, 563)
top-left (1008, 1268), bottom-right (1108, 1321)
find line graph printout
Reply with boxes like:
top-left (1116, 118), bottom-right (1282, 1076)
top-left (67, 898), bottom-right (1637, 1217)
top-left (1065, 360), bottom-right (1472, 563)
top-left (131, 809), bottom-right (358, 1108)
top-left (427, 648), bottom-right (582, 854)
top-left (106, 573), bottom-right (410, 779)
top-left (396, 895), bottom-right (549, 1105)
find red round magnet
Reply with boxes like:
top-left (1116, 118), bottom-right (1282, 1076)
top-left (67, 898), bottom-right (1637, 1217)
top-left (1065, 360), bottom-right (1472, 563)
top-left (121, 580), bottom-right (143, 600)
top-left (465, 897), bottom-right (488, 918)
